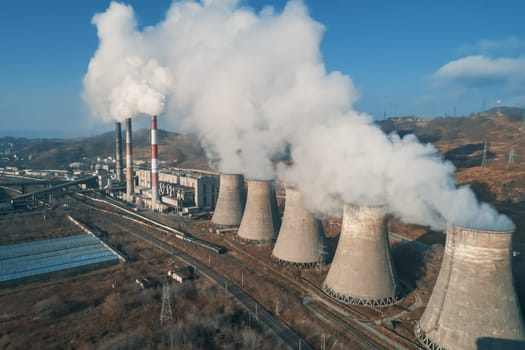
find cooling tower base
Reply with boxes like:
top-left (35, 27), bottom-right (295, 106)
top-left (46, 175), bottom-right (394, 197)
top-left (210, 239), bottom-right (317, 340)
top-left (415, 323), bottom-right (445, 350)
top-left (211, 222), bottom-right (240, 229)
top-left (270, 254), bottom-right (319, 269)
top-left (238, 236), bottom-right (273, 245)
top-left (322, 282), bottom-right (401, 307)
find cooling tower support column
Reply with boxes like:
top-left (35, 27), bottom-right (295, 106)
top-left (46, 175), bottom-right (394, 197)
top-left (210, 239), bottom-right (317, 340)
top-left (115, 122), bottom-right (124, 183)
top-left (125, 117), bottom-right (134, 202)
top-left (237, 179), bottom-right (279, 244)
top-left (211, 174), bottom-right (244, 228)
top-left (416, 225), bottom-right (525, 350)
top-left (151, 115), bottom-right (159, 206)
top-left (271, 188), bottom-right (324, 268)
top-left (322, 204), bottom-right (402, 307)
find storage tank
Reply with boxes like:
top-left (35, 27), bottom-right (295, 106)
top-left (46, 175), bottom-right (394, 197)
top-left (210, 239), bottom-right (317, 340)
top-left (322, 204), bottom-right (402, 306)
top-left (416, 224), bottom-right (525, 350)
top-left (237, 179), bottom-right (279, 244)
top-left (271, 187), bottom-right (324, 267)
top-left (211, 174), bottom-right (245, 228)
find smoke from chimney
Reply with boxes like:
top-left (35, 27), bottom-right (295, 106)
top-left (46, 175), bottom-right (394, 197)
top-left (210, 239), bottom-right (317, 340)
top-left (83, 1), bottom-right (513, 231)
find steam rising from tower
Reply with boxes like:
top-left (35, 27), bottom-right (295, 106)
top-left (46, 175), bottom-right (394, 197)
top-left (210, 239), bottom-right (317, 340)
top-left (323, 204), bottom-right (402, 306)
top-left (115, 121), bottom-right (124, 183)
top-left (151, 115), bottom-right (159, 205)
top-left (84, 1), bottom-right (513, 232)
top-left (271, 187), bottom-right (324, 267)
top-left (125, 117), bottom-right (134, 201)
top-left (237, 179), bottom-right (279, 244)
top-left (212, 174), bottom-right (245, 228)
top-left (416, 225), bottom-right (525, 350)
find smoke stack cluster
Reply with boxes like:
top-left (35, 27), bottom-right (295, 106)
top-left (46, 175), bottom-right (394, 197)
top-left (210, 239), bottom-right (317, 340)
top-left (416, 225), bottom-right (525, 350)
top-left (271, 187), bottom-right (324, 267)
top-left (125, 117), bottom-right (134, 201)
top-left (212, 174), bottom-right (245, 228)
top-left (237, 179), bottom-right (279, 244)
top-left (151, 115), bottom-right (159, 205)
top-left (323, 204), bottom-right (402, 306)
top-left (115, 121), bottom-right (124, 183)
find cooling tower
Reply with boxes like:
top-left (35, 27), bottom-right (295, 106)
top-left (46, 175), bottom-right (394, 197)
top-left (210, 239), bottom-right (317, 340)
top-left (115, 122), bottom-right (124, 183)
top-left (271, 188), bottom-right (324, 267)
top-left (125, 117), bottom-right (134, 202)
top-left (322, 204), bottom-right (402, 306)
top-left (211, 174), bottom-right (245, 228)
top-left (237, 179), bottom-right (279, 244)
top-left (416, 225), bottom-right (525, 350)
top-left (150, 115), bottom-right (159, 205)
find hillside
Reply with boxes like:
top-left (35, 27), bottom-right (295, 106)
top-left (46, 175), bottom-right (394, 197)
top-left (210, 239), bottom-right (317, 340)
top-left (0, 129), bottom-right (210, 171)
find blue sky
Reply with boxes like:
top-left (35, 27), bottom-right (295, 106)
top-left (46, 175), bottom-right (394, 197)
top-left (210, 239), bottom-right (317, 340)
top-left (0, 0), bottom-right (524, 137)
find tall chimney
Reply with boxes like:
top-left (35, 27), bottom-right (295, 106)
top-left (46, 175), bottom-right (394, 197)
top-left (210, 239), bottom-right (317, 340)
top-left (416, 225), bottom-right (525, 350)
top-left (211, 173), bottom-right (245, 228)
top-left (323, 204), bottom-right (402, 306)
top-left (125, 117), bottom-right (134, 201)
top-left (237, 179), bottom-right (279, 244)
top-left (115, 122), bottom-right (124, 183)
top-left (151, 115), bottom-right (159, 205)
top-left (271, 187), bottom-right (324, 267)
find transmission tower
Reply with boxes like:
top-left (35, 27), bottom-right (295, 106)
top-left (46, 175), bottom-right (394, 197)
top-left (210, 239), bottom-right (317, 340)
top-left (508, 148), bottom-right (515, 165)
top-left (481, 141), bottom-right (489, 167)
top-left (160, 278), bottom-right (173, 327)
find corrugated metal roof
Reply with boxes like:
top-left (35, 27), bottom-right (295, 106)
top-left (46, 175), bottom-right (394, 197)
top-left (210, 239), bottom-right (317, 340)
top-left (0, 234), bottom-right (119, 283)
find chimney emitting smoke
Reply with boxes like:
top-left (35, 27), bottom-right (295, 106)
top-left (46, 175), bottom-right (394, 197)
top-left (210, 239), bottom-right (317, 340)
top-left (125, 117), bottom-right (134, 201)
top-left (151, 115), bottom-right (159, 205)
top-left (115, 121), bottom-right (123, 183)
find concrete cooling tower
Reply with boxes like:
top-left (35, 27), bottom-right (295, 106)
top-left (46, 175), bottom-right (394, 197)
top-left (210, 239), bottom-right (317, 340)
top-left (211, 174), bottom-right (245, 228)
top-left (271, 188), bottom-right (324, 267)
top-left (322, 204), bottom-right (402, 306)
top-left (237, 179), bottom-right (279, 244)
top-left (416, 225), bottom-right (525, 350)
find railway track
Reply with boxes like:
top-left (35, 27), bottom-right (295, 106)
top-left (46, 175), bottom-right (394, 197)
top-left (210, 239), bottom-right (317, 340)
top-left (70, 197), bottom-right (313, 350)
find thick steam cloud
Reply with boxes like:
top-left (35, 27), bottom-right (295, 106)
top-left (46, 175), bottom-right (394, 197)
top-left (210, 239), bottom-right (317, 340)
top-left (83, 0), bottom-right (514, 231)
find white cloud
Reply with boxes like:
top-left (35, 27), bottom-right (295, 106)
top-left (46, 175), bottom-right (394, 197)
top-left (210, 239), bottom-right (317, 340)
top-left (432, 55), bottom-right (525, 87)
top-left (457, 36), bottom-right (525, 55)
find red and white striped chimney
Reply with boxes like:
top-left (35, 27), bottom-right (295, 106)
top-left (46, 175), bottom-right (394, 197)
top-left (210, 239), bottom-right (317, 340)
top-left (125, 117), bottom-right (134, 201)
top-left (151, 115), bottom-right (159, 205)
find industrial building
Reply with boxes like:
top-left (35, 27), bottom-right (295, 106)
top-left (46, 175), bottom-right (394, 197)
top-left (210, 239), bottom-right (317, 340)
top-left (271, 187), bottom-right (324, 267)
top-left (136, 167), bottom-right (218, 213)
top-left (416, 224), bottom-right (525, 350)
top-left (237, 179), bottom-right (280, 244)
top-left (0, 234), bottom-right (120, 283)
top-left (323, 204), bottom-right (402, 306)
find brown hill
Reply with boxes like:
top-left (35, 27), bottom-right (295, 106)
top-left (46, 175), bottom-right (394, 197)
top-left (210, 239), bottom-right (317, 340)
top-left (0, 129), bottom-right (210, 171)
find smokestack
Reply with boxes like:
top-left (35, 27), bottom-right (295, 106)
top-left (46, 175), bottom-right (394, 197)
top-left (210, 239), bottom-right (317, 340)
top-left (416, 225), bottom-right (525, 350)
top-left (322, 204), bottom-right (402, 306)
top-left (125, 117), bottom-right (134, 201)
top-left (271, 187), bottom-right (324, 267)
top-left (115, 122), bottom-right (124, 183)
top-left (151, 115), bottom-right (159, 205)
top-left (211, 174), bottom-right (245, 228)
top-left (237, 179), bottom-right (279, 244)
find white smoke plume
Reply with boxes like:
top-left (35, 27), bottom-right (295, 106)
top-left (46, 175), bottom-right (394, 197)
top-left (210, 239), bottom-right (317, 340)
top-left (83, 2), bottom-right (171, 121)
top-left (83, 0), bottom-right (514, 231)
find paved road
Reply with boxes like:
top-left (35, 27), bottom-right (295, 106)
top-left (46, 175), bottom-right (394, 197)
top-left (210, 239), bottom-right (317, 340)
top-left (102, 216), bottom-right (313, 350)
